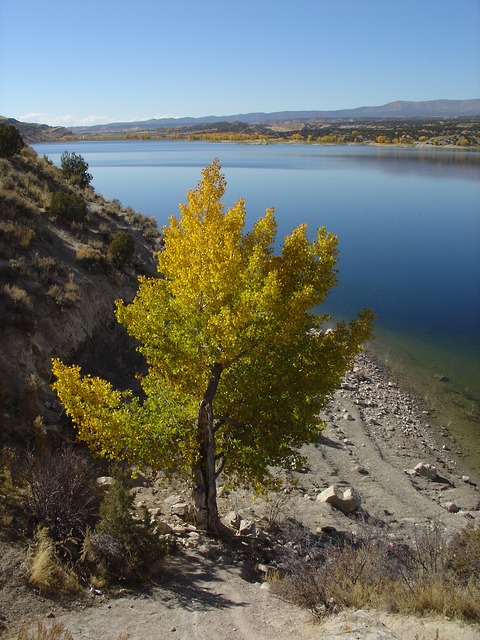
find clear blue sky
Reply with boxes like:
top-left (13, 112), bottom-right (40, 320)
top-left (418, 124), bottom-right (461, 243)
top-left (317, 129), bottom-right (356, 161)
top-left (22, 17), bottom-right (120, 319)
top-left (1, 0), bottom-right (479, 126)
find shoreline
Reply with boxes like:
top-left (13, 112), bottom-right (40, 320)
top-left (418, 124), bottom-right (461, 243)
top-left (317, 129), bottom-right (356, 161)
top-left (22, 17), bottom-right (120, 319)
top-left (364, 338), bottom-right (480, 483)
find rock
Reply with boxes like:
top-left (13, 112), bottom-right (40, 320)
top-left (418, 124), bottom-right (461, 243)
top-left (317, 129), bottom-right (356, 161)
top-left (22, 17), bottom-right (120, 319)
top-left (320, 609), bottom-right (401, 639)
top-left (445, 502), bottom-right (460, 513)
top-left (238, 519), bottom-right (256, 537)
top-left (343, 412), bottom-right (355, 421)
top-left (317, 485), bottom-right (361, 514)
top-left (413, 462), bottom-right (438, 480)
top-left (96, 476), bottom-right (115, 490)
top-left (354, 464), bottom-right (369, 475)
top-left (170, 502), bottom-right (190, 518)
top-left (222, 510), bottom-right (241, 529)
top-left (148, 507), bottom-right (162, 518)
top-left (433, 373), bottom-right (450, 383)
top-left (154, 520), bottom-right (174, 535)
top-left (129, 470), bottom-right (148, 487)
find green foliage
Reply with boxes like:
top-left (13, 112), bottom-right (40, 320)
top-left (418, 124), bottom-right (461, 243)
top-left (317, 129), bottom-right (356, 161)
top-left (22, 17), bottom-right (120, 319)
top-left (0, 123), bottom-right (24, 158)
top-left (60, 151), bottom-right (93, 188)
top-left (49, 191), bottom-right (87, 223)
top-left (107, 231), bottom-right (135, 265)
top-left (52, 160), bottom-right (374, 528)
top-left (82, 466), bottom-right (165, 581)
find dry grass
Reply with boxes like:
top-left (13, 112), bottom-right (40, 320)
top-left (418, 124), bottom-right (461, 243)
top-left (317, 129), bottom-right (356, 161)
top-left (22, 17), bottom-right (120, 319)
top-left (28, 527), bottom-right (80, 595)
top-left (270, 520), bottom-right (480, 621)
top-left (16, 621), bottom-right (130, 640)
top-left (2, 284), bottom-right (33, 309)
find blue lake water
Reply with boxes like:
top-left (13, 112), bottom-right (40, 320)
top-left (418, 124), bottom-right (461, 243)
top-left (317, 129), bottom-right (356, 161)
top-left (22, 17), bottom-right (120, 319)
top-left (34, 140), bottom-right (480, 469)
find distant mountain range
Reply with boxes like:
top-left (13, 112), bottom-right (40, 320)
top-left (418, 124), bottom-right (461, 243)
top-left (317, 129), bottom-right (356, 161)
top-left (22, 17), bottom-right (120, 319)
top-left (73, 99), bottom-right (480, 133)
top-left (3, 99), bottom-right (479, 142)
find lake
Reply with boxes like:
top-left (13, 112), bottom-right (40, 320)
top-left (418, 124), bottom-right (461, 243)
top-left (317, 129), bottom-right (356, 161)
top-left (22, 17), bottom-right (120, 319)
top-left (33, 140), bottom-right (480, 470)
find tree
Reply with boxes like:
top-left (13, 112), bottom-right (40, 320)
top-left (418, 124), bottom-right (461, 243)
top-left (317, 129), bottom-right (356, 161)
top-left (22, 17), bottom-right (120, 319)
top-left (0, 123), bottom-right (24, 158)
top-left (52, 159), bottom-right (374, 533)
top-left (60, 151), bottom-right (93, 188)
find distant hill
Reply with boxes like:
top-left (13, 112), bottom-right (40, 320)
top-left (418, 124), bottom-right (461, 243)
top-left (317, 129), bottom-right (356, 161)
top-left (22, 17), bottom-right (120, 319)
top-left (0, 116), bottom-right (73, 142)
top-left (72, 99), bottom-right (480, 133)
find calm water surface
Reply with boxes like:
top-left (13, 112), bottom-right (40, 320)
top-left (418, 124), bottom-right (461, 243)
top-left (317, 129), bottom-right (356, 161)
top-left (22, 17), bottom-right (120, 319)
top-left (34, 141), bottom-right (480, 470)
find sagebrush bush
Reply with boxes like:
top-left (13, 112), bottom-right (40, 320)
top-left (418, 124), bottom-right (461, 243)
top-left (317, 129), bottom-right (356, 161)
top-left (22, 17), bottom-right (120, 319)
top-left (47, 275), bottom-right (79, 307)
top-left (2, 284), bottom-right (33, 309)
top-left (22, 447), bottom-right (100, 545)
top-left (271, 519), bottom-right (480, 621)
top-left (75, 245), bottom-right (107, 269)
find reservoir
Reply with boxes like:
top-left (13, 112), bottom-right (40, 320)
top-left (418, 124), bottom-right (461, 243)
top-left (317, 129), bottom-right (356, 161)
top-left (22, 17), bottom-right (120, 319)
top-left (33, 141), bottom-right (480, 470)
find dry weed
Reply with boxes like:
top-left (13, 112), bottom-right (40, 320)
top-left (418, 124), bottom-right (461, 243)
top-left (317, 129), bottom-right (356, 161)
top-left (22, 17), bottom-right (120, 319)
top-left (28, 527), bottom-right (80, 594)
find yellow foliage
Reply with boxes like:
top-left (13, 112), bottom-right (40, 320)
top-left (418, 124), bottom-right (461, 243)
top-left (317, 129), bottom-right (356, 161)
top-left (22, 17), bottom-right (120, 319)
top-left (52, 159), bottom-right (374, 486)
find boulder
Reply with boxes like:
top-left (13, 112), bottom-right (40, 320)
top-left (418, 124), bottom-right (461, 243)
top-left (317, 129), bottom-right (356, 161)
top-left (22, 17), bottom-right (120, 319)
top-left (445, 501), bottom-right (460, 513)
top-left (413, 462), bottom-right (438, 480)
top-left (170, 502), bottom-right (190, 518)
top-left (317, 485), bottom-right (361, 514)
top-left (238, 519), bottom-right (257, 537)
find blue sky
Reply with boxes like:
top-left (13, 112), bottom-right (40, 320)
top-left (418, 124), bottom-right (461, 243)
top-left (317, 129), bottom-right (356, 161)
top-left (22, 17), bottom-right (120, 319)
top-left (1, 0), bottom-right (479, 126)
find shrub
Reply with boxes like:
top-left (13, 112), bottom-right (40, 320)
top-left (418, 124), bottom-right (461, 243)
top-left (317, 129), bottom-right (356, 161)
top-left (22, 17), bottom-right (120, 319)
top-left (49, 191), bottom-right (87, 223)
top-left (47, 275), bottom-right (79, 307)
top-left (447, 523), bottom-right (480, 583)
top-left (0, 123), bottom-right (24, 158)
top-left (81, 466), bottom-right (165, 581)
top-left (2, 284), bottom-right (33, 310)
top-left (107, 231), bottom-right (135, 265)
top-left (271, 520), bottom-right (480, 621)
top-left (75, 245), bottom-right (107, 269)
top-left (60, 151), bottom-right (92, 188)
top-left (22, 448), bottom-right (100, 545)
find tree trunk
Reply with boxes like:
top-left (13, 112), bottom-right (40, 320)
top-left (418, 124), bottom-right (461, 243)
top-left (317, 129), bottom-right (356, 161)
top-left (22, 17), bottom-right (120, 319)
top-left (192, 363), bottom-right (224, 534)
top-left (192, 399), bottom-right (223, 532)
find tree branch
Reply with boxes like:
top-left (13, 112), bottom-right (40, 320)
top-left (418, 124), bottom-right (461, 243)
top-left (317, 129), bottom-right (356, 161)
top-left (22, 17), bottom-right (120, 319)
top-left (212, 415), bottom-right (245, 433)
top-left (214, 453), bottom-right (226, 479)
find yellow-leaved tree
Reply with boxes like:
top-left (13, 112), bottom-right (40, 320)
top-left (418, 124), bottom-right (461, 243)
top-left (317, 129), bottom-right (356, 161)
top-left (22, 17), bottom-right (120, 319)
top-left (52, 159), bottom-right (374, 533)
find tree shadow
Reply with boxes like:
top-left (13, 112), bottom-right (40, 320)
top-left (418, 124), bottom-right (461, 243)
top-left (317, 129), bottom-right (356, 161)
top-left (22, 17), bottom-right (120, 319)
top-left (319, 435), bottom-right (344, 450)
top-left (147, 551), bottom-right (249, 612)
